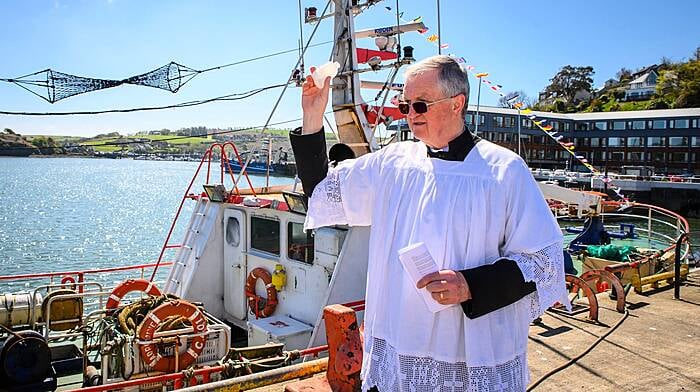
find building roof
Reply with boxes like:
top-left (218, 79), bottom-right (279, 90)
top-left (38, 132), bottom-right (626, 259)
top-left (466, 105), bottom-right (700, 120)
top-left (629, 70), bottom-right (656, 85)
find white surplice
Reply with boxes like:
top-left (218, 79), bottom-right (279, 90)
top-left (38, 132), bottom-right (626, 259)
top-left (304, 140), bottom-right (568, 392)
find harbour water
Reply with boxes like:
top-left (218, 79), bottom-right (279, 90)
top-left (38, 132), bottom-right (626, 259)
top-left (1, 156), bottom-right (697, 286)
top-left (0, 157), bottom-right (290, 286)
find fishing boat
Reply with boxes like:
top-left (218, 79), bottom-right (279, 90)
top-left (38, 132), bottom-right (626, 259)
top-left (0, 1), bottom-right (696, 391)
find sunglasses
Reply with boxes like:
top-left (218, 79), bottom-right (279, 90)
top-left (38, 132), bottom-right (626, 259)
top-left (398, 96), bottom-right (456, 115)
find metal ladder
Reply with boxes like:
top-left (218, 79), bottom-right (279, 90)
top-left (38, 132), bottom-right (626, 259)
top-left (164, 198), bottom-right (211, 295)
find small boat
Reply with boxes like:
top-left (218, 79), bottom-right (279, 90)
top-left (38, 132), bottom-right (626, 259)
top-left (224, 159), bottom-right (274, 175)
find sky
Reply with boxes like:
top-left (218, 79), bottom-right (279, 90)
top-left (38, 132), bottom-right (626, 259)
top-left (1, 0), bottom-right (698, 137)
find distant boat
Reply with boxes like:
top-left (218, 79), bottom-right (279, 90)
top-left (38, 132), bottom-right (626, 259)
top-left (224, 159), bottom-right (274, 174)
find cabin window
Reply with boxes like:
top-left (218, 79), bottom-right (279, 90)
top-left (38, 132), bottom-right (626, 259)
top-left (493, 116), bottom-right (505, 127)
top-left (250, 217), bottom-right (280, 256)
top-left (226, 217), bottom-right (241, 247)
top-left (504, 116), bottom-right (516, 128)
top-left (287, 222), bottom-right (314, 264)
top-left (632, 121), bottom-right (645, 130)
top-left (465, 114), bottom-right (473, 125)
top-left (692, 137), bottom-right (700, 147)
top-left (575, 122), bottom-right (588, 131)
top-left (563, 122), bottom-right (571, 131)
top-left (610, 152), bottom-right (624, 161)
top-left (593, 121), bottom-right (608, 131)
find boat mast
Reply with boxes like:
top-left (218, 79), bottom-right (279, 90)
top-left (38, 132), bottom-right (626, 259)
top-left (331, 0), bottom-right (378, 156)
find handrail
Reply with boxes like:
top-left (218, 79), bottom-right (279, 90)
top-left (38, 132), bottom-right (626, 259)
top-left (0, 262), bottom-right (172, 281)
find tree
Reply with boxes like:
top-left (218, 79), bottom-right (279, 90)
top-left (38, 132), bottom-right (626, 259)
top-left (543, 65), bottom-right (595, 104)
top-left (673, 60), bottom-right (700, 108)
top-left (616, 67), bottom-right (632, 82)
top-left (497, 90), bottom-right (532, 108)
top-left (694, 46), bottom-right (700, 62)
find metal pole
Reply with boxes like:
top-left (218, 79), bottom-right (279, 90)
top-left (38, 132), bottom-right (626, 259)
top-left (437, 0), bottom-right (442, 55)
top-left (673, 232), bottom-right (688, 299)
top-left (475, 78), bottom-right (482, 135)
top-left (517, 107), bottom-right (522, 157)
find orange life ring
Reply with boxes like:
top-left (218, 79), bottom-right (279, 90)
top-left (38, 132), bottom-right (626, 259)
top-left (245, 267), bottom-right (277, 318)
top-left (106, 279), bottom-right (162, 309)
top-left (137, 300), bottom-right (208, 373)
top-left (60, 275), bottom-right (77, 291)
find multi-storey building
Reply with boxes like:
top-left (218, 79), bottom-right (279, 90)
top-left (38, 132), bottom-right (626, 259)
top-left (394, 106), bottom-right (700, 175)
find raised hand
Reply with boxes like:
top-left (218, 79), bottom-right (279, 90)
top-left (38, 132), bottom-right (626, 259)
top-left (301, 66), bottom-right (331, 134)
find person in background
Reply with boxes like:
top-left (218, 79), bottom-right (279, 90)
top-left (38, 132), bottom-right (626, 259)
top-left (290, 55), bottom-right (567, 392)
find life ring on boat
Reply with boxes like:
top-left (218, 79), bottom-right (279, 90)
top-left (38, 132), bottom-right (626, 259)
top-left (106, 279), bottom-right (162, 309)
top-left (245, 267), bottom-right (277, 318)
top-left (60, 275), bottom-right (77, 291)
top-left (136, 300), bottom-right (208, 373)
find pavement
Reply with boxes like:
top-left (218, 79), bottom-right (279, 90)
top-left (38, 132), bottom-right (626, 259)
top-left (251, 271), bottom-right (700, 392)
top-left (527, 270), bottom-right (700, 391)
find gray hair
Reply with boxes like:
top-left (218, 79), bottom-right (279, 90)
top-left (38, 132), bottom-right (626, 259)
top-left (404, 55), bottom-right (470, 116)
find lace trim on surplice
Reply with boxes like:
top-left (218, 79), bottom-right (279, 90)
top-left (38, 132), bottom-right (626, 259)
top-left (510, 241), bottom-right (569, 320)
top-left (363, 338), bottom-right (528, 392)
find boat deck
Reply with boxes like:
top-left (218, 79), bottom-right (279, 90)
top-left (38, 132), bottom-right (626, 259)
top-left (249, 270), bottom-right (700, 392)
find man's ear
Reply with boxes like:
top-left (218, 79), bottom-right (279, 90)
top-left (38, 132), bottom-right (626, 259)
top-left (453, 94), bottom-right (467, 114)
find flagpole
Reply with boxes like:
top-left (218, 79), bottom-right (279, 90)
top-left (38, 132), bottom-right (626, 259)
top-left (475, 76), bottom-right (482, 135)
top-left (437, 0), bottom-right (442, 55)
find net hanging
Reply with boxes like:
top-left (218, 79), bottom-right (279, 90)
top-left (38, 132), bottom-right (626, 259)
top-left (1, 62), bottom-right (199, 103)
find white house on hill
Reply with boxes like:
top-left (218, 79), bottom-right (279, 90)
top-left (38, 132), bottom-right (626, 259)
top-left (625, 69), bottom-right (658, 101)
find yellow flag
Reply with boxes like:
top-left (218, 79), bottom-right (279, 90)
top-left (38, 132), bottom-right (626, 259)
top-left (521, 108), bottom-right (532, 114)
top-left (474, 72), bottom-right (489, 78)
top-left (427, 34), bottom-right (439, 42)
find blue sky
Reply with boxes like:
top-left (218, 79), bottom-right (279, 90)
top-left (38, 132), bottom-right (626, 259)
top-left (1, 0), bottom-right (698, 137)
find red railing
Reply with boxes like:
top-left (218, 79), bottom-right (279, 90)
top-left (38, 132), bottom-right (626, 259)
top-left (149, 142), bottom-right (257, 281)
top-left (0, 262), bottom-right (173, 295)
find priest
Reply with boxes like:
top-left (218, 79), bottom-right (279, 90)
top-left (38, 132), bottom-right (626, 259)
top-left (290, 55), bottom-right (568, 392)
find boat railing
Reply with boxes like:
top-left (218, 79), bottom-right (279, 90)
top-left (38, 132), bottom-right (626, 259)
top-left (558, 201), bottom-right (692, 263)
top-left (0, 261), bottom-right (173, 293)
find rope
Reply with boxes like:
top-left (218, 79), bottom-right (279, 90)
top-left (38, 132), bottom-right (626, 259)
top-left (0, 42), bottom-right (333, 103)
top-left (526, 309), bottom-right (630, 391)
top-left (0, 83), bottom-right (285, 116)
top-left (0, 99), bottom-right (377, 153)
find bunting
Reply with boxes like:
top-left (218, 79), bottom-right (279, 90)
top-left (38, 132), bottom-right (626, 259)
top-left (380, 7), bottom-right (615, 190)
top-left (458, 61), bottom-right (608, 178)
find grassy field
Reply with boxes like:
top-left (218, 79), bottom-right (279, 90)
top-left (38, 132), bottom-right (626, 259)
top-left (139, 135), bottom-right (212, 145)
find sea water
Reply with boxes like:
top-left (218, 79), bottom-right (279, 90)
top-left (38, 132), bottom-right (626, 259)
top-left (0, 157), bottom-right (291, 289)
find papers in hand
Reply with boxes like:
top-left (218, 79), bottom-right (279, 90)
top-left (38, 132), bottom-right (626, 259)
top-left (398, 242), bottom-right (452, 313)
